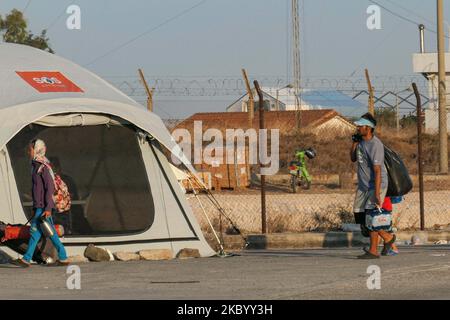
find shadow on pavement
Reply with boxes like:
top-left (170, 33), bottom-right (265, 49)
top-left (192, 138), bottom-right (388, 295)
top-left (241, 250), bottom-right (360, 259)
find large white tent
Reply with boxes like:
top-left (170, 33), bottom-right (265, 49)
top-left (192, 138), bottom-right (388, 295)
top-left (0, 43), bottom-right (215, 258)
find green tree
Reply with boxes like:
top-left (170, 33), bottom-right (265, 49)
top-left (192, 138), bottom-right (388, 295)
top-left (375, 106), bottom-right (397, 127)
top-left (0, 9), bottom-right (53, 53)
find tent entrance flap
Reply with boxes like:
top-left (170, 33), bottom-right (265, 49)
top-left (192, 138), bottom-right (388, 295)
top-left (6, 123), bottom-right (155, 237)
top-left (34, 113), bottom-right (130, 127)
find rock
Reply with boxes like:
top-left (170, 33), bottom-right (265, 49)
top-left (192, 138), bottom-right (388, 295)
top-left (106, 249), bottom-right (115, 261)
top-left (411, 232), bottom-right (428, 245)
top-left (84, 244), bottom-right (111, 262)
top-left (138, 249), bottom-right (173, 261)
top-left (411, 235), bottom-right (420, 245)
top-left (176, 248), bottom-right (201, 259)
top-left (0, 249), bottom-right (12, 264)
top-left (113, 252), bottom-right (141, 261)
top-left (67, 255), bottom-right (89, 264)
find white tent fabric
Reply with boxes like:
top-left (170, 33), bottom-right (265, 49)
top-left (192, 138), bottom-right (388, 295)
top-left (0, 43), bottom-right (214, 258)
top-left (0, 43), bottom-right (196, 177)
top-left (170, 163), bottom-right (189, 181)
top-left (0, 43), bottom-right (137, 108)
top-left (34, 113), bottom-right (127, 127)
top-left (0, 98), bottom-right (194, 172)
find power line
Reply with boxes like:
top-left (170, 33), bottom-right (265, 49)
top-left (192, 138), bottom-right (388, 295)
top-left (45, 1), bottom-right (73, 31)
top-left (348, 20), bottom-right (404, 77)
top-left (349, 0), bottom-right (445, 77)
top-left (368, 0), bottom-right (450, 39)
top-left (84, 0), bottom-right (208, 67)
top-left (368, 0), bottom-right (423, 26)
top-left (383, 0), bottom-right (435, 25)
top-left (23, 0), bottom-right (32, 13)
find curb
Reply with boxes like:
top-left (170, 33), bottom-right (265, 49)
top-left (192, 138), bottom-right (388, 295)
top-left (216, 231), bottom-right (450, 250)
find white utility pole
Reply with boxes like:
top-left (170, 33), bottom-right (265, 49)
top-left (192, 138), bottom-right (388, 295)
top-left (437, 0), bottom-right (448, 174)
top-left (292, 0), bottom-right (301, 129)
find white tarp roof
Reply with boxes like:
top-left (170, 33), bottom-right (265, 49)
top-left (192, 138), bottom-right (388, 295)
top-left (0, 43), bottom-right (138, 109)
top-left (0, 43), bottom-right (197, 177)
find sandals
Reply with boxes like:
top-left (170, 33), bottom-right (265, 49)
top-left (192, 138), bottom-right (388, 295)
top-left (364, 234), bottom-right (398, 257)
top-left (10, 258), bottom-right (30, 268)
top-left (384, 234), bottom-right (396, 252)
top-left (56, 260), bottom-right (70, 266)
top-left (48, 260), bottom-right (70, 267)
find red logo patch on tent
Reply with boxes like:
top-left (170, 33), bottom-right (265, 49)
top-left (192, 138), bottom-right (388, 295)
top-left (16, 71), bottom-right (84, 93)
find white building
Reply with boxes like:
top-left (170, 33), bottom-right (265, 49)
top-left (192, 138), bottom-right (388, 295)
top-left (226, 87), bottom-right (289, 112)
top-left (412, 52), bottom-right (450, 134)
top-left (227, 87), bottom-right (364, 117)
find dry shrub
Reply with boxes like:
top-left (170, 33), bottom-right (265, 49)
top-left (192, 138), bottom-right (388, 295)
top-left (267, 214), bottom-right (292, 233)
top-left (279, 125), bottom-right (450, 175)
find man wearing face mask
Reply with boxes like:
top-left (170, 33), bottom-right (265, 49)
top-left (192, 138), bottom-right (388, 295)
top-left (350, 113), bottom-right (395, 259)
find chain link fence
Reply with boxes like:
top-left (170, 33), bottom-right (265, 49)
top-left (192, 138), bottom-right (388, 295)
top-left (188, 189), bottom-right (450, 236)
top-left (172, 114), bottom-right (450, 235)
top-left (119, 74), bottom-right (450, 235)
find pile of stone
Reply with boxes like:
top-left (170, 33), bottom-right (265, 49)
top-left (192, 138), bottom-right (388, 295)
top-left (66, 244), bottom-right (201, 263)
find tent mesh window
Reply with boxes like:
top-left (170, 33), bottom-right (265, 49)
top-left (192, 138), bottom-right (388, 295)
top-left (7, 124), bottom-right (155, 236)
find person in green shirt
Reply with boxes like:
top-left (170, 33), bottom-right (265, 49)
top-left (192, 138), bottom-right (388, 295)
top-left (290, 147), bottom-right (316, 192)
top-left (294, 149), bottom-right (313, 184)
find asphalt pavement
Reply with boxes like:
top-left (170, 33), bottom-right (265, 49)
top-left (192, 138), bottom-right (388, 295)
top-left (0, 245), bottom-right (449, 300)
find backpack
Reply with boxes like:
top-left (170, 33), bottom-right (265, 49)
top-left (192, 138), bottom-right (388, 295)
top-left (53, 174), bottom-right (72, 213)
top-left (384, 145), bottom-right (413, 197)
top-left (38, 164), bottom-right (72, 213)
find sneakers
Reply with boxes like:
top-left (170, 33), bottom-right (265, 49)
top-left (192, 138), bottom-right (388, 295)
top-left (11, 258), bottom-right (70, 267)
top-left (47, 260), bottom-right (70, 267)
top-left (10, 258), bottom-right (30, 268)
top-left (56, 260), bottom-right (70, 266)
top-left (384, 248), bottom-right (399, 256)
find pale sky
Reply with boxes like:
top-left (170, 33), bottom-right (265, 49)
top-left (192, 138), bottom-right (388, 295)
top-left (0, 0), bottom-right (448, 118)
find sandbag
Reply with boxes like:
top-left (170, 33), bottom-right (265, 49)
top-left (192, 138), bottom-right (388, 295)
top-left (384, 145), bottom-right (413, 197)
top-left (1, 225), bottom-right (30, 242)
top-left (1, 224), bottom-right (64, 242)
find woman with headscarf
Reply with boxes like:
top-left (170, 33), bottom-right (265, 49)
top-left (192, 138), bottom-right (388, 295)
top-left (11, 139), bottom-right (69, 267)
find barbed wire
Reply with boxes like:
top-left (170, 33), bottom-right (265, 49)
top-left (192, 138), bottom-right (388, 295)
top-left (107, 75), bottom-right (429, 97)
top-left (109, 74), bottom-right (432, 119)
